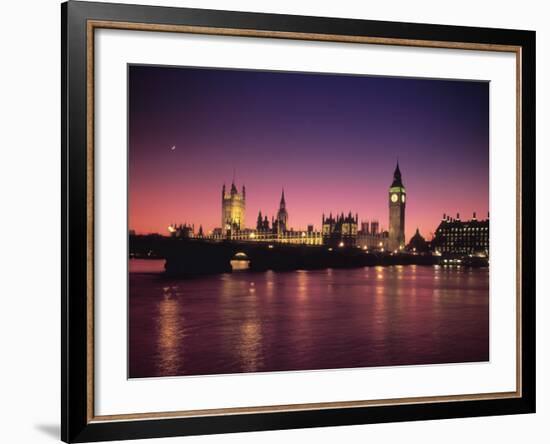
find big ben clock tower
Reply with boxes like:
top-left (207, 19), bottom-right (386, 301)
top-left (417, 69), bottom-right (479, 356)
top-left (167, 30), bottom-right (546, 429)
top-left (388, 162), bottom-right (406, 251)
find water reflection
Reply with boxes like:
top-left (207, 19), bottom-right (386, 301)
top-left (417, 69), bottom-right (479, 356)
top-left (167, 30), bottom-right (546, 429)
top-left (156, 288), bottom-right (184, 375)
top-left (238, 320), bottom-right (263, 372)
top-left (129, 260), bottom-right (489, 378)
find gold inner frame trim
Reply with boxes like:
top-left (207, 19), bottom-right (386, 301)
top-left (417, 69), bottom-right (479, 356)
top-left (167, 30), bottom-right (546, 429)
top-left (86, 19), bottom-right (523, 423)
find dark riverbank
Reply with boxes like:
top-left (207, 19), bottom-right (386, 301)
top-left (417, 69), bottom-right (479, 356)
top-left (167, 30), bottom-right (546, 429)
top-left (130, 236), bottom-right (488, 277)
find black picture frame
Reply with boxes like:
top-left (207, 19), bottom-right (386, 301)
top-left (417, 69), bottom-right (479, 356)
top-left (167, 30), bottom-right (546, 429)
top-left (62, 1), bottom-right (536, 442)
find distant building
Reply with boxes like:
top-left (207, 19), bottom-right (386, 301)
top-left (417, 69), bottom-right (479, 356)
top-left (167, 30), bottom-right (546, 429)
top-left (357, 220), bottom-right (389, 250)
top-left (172, 164), bottom-right (409, 249)
top-left (168, 223), bottom-right (195, 238)
top-left (432, 212), bottom-right (489, 256)
top-left (197, 225), bottom-right (204, 238)
top-left (256, 211), bottom-right (270, 231)
top-left (226, 228), bottom-right (323, 245)
top-left (273, 190), bottom-right (288, 234)
top-left (406, 228), bottom-right (429, 253)
top-left (322, 212), bottom-right (358, 247)
top-left (228, 188), bottom-right (322, 245)
top-left (388, 162), bottom-right (406, 251)
top-left (222, 182), bottom-right (246, 233)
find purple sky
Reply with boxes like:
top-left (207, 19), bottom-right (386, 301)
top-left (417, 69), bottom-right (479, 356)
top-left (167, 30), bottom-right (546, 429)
top-left (129, 65), bottom-right (489, 241)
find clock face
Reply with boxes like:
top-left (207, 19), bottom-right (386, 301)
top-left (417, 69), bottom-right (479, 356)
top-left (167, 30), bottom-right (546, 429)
top-left (401, 194), bottom-right (406, 203)
top-left (391, 193), bottom-right (398, 203)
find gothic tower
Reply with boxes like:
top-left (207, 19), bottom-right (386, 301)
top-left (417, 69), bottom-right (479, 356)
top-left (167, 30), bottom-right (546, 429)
top-left (388, 162), bottom-right (406, 251)
top-left (221, 181), bottom-right (246, 233)
top-left (276, 189), bottom-right (288, 233)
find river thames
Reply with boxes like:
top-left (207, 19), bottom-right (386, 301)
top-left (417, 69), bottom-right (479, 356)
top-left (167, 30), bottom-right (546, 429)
top-left (128, 259), bottom-right (489, 378)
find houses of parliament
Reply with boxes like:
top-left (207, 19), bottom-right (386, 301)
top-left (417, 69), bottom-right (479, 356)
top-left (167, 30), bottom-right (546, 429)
top-left (170, 163), bottom-right (407, 251)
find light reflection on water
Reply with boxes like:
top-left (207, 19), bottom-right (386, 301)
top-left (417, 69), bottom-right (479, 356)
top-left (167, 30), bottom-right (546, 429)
top-left (129, 259), bottom-right (489, 378)
top-left (156, 288), bottom-right (184, 375)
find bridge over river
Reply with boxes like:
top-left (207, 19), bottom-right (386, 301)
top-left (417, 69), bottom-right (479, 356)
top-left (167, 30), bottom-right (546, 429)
top-left (132, 238), bottom-right (442, 277)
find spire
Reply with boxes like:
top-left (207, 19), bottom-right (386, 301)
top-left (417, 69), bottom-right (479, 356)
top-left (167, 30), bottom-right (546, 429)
top-left (230, 168), bottom-right (238, 194)
top-left (391, 160), bottom-right (404, 188)
top-left (280, 188), bottom-right (285, 206)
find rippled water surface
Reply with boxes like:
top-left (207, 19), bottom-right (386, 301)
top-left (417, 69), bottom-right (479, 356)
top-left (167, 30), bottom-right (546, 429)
top-left (129, 259), bottom-right (489, 378)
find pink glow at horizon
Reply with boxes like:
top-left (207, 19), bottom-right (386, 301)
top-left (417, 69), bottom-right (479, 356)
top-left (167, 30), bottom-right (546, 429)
top-left (129, 159), bottom-right (488, 242)
top-left (128, 65), bottom-right (489, 242)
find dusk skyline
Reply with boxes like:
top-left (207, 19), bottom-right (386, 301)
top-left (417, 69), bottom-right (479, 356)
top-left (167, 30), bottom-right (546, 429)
top-left (128, 65), bottom-right (489, 241)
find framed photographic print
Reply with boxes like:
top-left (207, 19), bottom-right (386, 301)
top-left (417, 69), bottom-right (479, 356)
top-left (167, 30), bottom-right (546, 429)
top-left (61, 1), bottom-right (536, 442)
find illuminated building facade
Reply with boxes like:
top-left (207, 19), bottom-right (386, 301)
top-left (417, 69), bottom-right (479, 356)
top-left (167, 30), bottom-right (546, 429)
top-left (171, 164), bottom-right (410, 249)
top-left (223, 188), bottom-right (322, 245)
top-left (322, 212), bottom-right (358, 247)
top-left (432, 212), bottom-right (489, 256)
top-left (356, 220), bottom-right (389, 250)
top-left (221, 182), bottom-right (246, 233)
top-left (224, 228), bottom-right (323, 245)
top-left (388, 162), bottom-right (406, 251)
